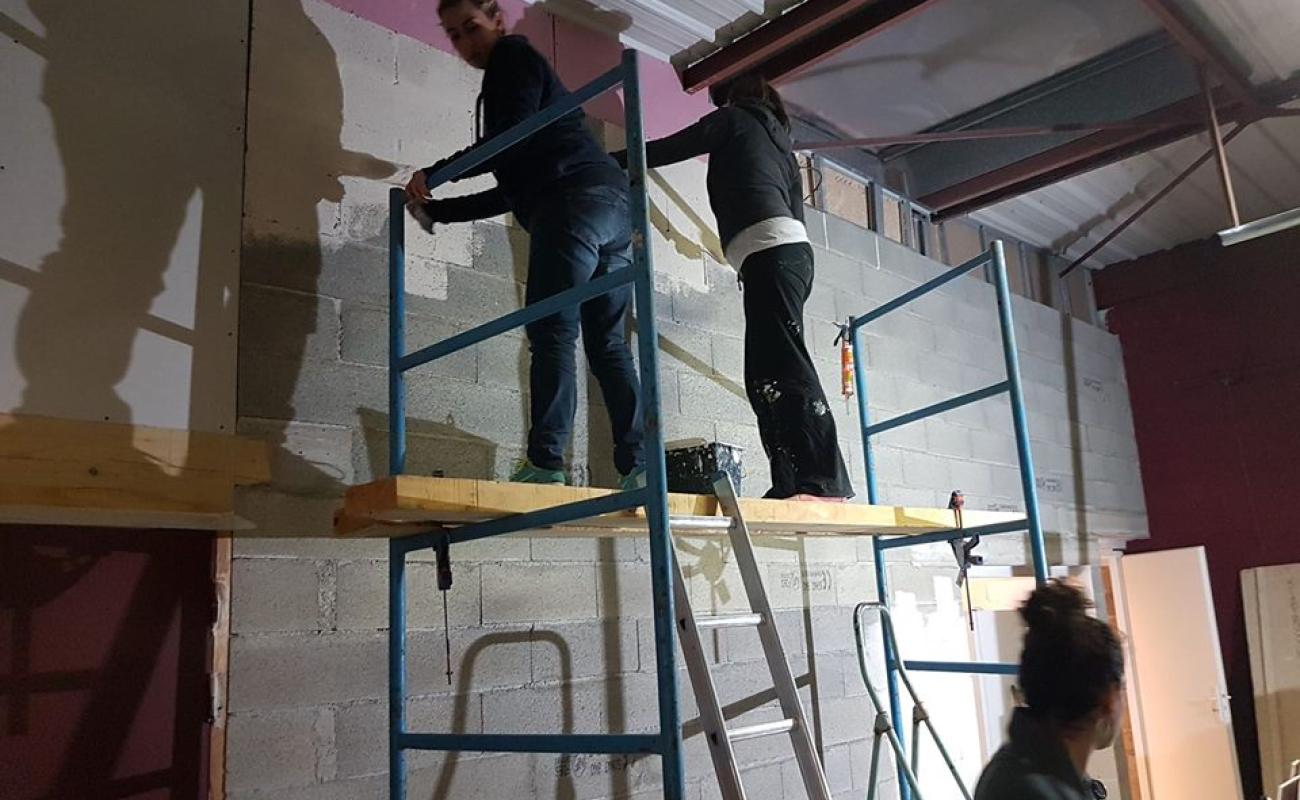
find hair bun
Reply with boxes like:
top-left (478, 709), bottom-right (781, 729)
top-left (1020, 580), bottom-right (1090, 630)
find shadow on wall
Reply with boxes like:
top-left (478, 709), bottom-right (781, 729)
top-left (237, 0), bottom-right (393, 496)
top-left (0, 528), bottom-right (213, 800)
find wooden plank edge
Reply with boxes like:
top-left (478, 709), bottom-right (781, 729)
top-left (0, 506), bottom-right (253, 531)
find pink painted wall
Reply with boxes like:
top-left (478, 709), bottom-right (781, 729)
top-left (322, 0), bottom-right (711, 138)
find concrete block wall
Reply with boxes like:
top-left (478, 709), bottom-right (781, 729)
top-left (227, 1), bottom-right (1148, 797)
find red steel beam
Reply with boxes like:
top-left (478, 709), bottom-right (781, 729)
top-left (794, 119), bottom-right (1193, 150)
top-left (763, 0), bottom-right (941, 85)
top-left (1135, 0), bottom-right (1258, 104)
top-left (680, 0), bottom-right (876, 93)
top-left (921, 88), bottom-right (1255, 219)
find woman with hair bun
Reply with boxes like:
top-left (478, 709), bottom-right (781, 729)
top-left (974, 580), bottom-right (1125, 800)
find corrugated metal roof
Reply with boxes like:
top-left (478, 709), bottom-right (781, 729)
top-left (526, 0), bottom-right (803, 64)
top-left (1181, 0), bottom-right (1300, 83)
top-left (778, 0), bottom-right (1161, 139)
top-left (971, 107), bottom-right (1300, 268)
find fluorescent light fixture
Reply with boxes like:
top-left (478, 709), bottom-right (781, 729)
top-left (1218, 205), bottom-right (1300, 246)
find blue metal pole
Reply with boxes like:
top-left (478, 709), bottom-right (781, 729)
top-left (399, 268), bottom-right (636, 372)
top-left (621, 49), bottom-right (684, 800)
top-left (989, 241), bottom-right (1049, 583)
top-left (866, 381), bottom-right (1010, 437)
top-left (904, 660), bottom-right (1019, 675)
top-left (852, 250), bottom-right (992, 329)
top-left (388, 187), bottom-right (407, 475)
top-left (388, 538), bottom-right (407, 799)
top-left (852, 321), bottom-right (908, 799)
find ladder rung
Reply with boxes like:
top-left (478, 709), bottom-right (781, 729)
top-left (727, 719), bottom-right (796, 742)
top-left (668, 515), bottom-right (733, 531)
top-left (695, 613), bottom-right (763, 630)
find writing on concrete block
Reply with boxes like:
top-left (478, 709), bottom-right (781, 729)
top-left (779, 568), bottom-right (833, 592)
top-left (1036, 476), bottom-right (1063, 494)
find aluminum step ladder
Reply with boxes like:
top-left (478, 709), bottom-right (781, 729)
top-left (852, 601), bottom-right (972, 800)
top-left (669, 473), bottom-right (832, 800)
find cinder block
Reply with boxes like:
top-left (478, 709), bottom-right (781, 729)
top-left (804, 208), bottom-right (829, 247)
top-left (900, 450), bottom-right (951, 490)
top-left (407, 626), bottom-right (532, 695)
top-left (482, 563), bottom-right (598, 623)
top-left (480, 680), bottom-right (605, 735)
top-left (817, 247), bottom-right (870, 295)
top-left (474, 329), bottom-right (528, 391)
top-left (239, 352), bottom-right (386, 428)
top-left (806, 278), bottom-right (839, 324)
top-left (825, 214), bottom-right (874, 262)
top-left (533, 750), bottom-right (663, 800)
top-left (972, 429), bottom-right (1019, 465)
top-left (335, 560), bottom-right (480, 631)
top-left (225, 708), bottom-right (326, 792)
top-left (240, 283), bottom-right (341, 363)
top-left (238, 418), bottom-right (355, 495)
top-left (924, 418), bottom-right (973, 460)
top-left (232, 559), bottom-right (323, 634)
top-left (677, 370), bottom-right (753, 422)
top-left (471, 220), bottom-right (530, 280)
top-left (229, 632), bottom-right (387, 711)
top-left (402, 263), bottom-right (523, 326)
top-left (595, 561), bottom-right (657, 619)
top-left (338, 303), bottom-right (477, 381)
top-left (670, 280), bottom-right (735, 331)
top-left (766, 562), bottom-right (838, 610)
top-left (531, 620), bottom-right (639, 682)
top-left (529, 536), bottom-right (639, 564)
top-left (352, 424), bottom-right (498, 484)
top-left (333, 697), bottom-right (471, 779)
top-left (235, 487), bottom-right (361, 541)
top-left (947, 459), bottom-right (994, 500)
top-left (836, 563), bottom-right (878, 608)
top-left (655, 319), bottom-right (716, 375)
top-left (708, 333), bottom-right (745, 385)
top-left (869, 310), bottom-right (936, 353)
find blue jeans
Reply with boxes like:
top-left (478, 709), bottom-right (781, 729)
top-left (523, 184), bottom-right (644, 476)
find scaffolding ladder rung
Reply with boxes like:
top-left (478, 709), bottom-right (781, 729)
top-left (694, 613), bottom-right (763, 630)
top-left (727, 719), bottom-right (796, 742)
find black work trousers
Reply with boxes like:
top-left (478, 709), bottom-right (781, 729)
top-left (741, 242), bottom-right (854, 499)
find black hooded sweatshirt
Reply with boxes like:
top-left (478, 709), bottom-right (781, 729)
top-left (613, 100), bottom-right (804, 250)
top-left (422, 35), bottom-right (624, 229)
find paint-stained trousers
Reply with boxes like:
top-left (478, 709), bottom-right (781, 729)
top-left (741, 242), bottom-right (854, 499)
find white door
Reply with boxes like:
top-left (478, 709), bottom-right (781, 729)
top-left (1113, 546), bottom-right (1243, 800)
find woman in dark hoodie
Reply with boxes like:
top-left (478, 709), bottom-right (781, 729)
top-left (614, 74), bottom-right (853, 500)
top-left (406, 0), bottom-right (645, 489)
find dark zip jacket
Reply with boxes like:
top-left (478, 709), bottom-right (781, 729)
top-left (613, 100), bottom-right (804, 250)
top-left (422, 35), bottom-right (624, 229)
top-left (974, 708), bottom-right (1106, 800)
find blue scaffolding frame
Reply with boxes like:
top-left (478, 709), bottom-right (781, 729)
top-left (847, 242), bottom-right (1049, 798)
top-left (384, 51), bottom-right (686, 799)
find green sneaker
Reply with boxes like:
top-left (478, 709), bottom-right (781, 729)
top-left (619, 466), bottom-right (647, 491)
top-left (508, 459), bottom-right (566, 485)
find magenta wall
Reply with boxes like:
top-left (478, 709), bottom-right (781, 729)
top-left (322, 0), bottom-right (712, 138)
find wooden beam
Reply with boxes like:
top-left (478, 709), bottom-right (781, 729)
top-left (335, 476), bottom-right (1025, 538)
top-left (0, 413), bottom-right (270, 530)
top-left (208, 535), bottom-right (232, 800)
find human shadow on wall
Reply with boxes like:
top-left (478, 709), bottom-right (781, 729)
top-left (0, 527), bottom-right (211, 800)
top-left (237, 0), bottom-right (392, 496)
top-left (358, 408), bottom-right (497, 481)
top-left (2, 0), bottom-right (242, 433)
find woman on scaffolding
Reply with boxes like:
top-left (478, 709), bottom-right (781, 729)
top-left (405, 0), bottom-right (645, 490)
top-left (612, 73), bottom-right (853, 501)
